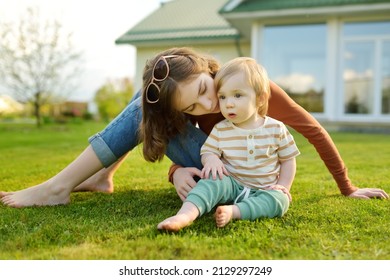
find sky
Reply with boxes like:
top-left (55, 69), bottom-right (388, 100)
top-left (0, 0), bottom-right (162, 102)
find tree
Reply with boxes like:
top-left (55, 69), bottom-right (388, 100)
top-left (0, 7), bottom-right (83, 127)
top-left (94, 78), bottom-right (134, 122)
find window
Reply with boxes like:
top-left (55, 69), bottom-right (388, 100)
top-left (382, 40), bottom-right (390, 114)
top-left (343, 41), bottom-right (375, 114)
top-left (263, 24), bottom-right (326, 113)
top-left (342, 21), bottom-right (390, 116)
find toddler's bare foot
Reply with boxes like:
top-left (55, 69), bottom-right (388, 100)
top-left (157, 214), bottom-right (193, 232)
top-left (0, 191), bottom-right (13, 198)
top-left (73, 171), bottom-right (114, 193)
top-left (215, 205), bottom-right (234, 228)
top-left (0, 182), bottom-right (70, 208)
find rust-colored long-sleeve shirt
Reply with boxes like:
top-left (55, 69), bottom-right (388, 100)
top-left (168, 81), bottom-right (357, 196)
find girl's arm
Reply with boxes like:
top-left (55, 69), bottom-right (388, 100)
top-left (268, 81), bottom-right (388, 199)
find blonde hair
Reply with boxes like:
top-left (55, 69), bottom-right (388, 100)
top-left (141, 47), bottom-right (220, 162)
top-left (214, 57), bottom-right (270, 117)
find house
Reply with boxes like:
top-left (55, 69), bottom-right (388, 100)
top-left (48, 101), bottom-right (89, 118)
top-left (116, 0), bottom-right (390, 127)
top-left (0, 95), bottom-right (25, 116)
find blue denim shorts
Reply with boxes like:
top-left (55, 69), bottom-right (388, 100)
top-left (89, 91), bottom-right (207, 169)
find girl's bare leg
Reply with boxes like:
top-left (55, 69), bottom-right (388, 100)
top-left (157, 202), bottom-right (200, 232)
top-left (215, 205), bottom-right (241, 228)
top-left (0, 145), bottom-right (103, 208)
top-left (73, 153), bottom-right (129, 193)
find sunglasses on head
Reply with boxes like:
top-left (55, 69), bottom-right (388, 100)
top-left (145, 55), bottom-right (179, 104)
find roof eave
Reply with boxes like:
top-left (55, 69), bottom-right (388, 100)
top-left (115, 35), bottom-right (241, 46)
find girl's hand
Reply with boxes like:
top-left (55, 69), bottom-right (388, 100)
top-left (348, 188), bottom-right (389, 199)
top-left (172, 167), bottom-right (202, 201)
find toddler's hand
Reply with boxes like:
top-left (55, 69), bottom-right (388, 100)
top-left (267, 184), bottom-right (292, 202)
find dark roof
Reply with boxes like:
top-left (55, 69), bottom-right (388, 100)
top-left (220, 0), bottom-right (390, 13)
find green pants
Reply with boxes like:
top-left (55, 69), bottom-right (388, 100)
top-left (186, 176), bottom-right (290, 220)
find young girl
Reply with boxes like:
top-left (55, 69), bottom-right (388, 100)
top-left (1, 47), bottom-right (387, 208)
top-left (156, 57), bottom-right (300, 231)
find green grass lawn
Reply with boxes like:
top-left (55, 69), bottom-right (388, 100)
top-left (0, 121), bottom-right (389, 260)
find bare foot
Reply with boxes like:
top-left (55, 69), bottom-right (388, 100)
top-left (0, 181), bottom-right (71, 208)
top-left (215, 205), bottom-right (234, 228)
top-left (73, 170), bottom-right (114, 193)
top-left (0, 191), bottom-right (13, 198)
top-left (73, 153), bottom-right (130, 193)
top-left (157, 214), bottom-right (194, 232)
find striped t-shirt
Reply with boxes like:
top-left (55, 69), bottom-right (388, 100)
top-left (200, 117), bottom-right (300, 189)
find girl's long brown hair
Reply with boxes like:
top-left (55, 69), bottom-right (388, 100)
top-left (141, 47), bottom-right (220, 162)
